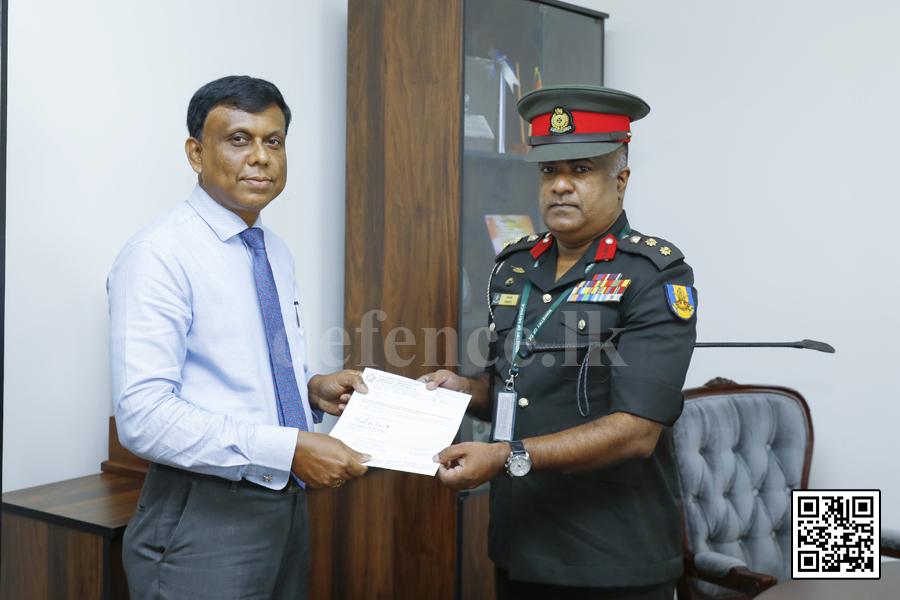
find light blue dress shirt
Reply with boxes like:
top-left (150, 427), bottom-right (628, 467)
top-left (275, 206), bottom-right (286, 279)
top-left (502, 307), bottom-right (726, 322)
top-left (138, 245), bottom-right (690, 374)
top-left (108, 185), bottom-right (317, 490)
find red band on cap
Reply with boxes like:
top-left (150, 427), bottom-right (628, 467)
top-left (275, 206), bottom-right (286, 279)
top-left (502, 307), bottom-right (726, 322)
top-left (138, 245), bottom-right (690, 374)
top-left (532, 111), bottom-right (631, 137)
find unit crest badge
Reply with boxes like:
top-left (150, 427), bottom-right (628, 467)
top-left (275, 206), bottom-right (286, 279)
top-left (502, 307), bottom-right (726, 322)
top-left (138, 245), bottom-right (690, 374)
top-left (665, 285), bottom-right (696, 320)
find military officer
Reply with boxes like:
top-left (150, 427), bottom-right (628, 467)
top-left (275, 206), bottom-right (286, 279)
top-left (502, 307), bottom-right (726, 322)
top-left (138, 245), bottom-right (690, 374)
top-left (421, 85), bottom-right (697, 600)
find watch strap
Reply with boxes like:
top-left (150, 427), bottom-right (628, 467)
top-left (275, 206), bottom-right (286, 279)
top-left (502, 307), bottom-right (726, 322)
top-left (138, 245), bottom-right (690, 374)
top-left (509, 440), bottom-right (526, 455)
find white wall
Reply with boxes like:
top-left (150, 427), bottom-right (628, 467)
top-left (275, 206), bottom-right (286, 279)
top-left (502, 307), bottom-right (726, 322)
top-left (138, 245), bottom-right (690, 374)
top-left (4, 0), bottom-right (898, 531)
top-left (3, 0), bottom-right (350, 491)
top-left (573, 0), bottom-right (900, 528)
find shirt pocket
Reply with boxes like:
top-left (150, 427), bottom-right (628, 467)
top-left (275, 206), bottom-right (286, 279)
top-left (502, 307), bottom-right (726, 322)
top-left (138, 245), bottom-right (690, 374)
top-left (551, 306), bottom-right (617, 382)
top-left (283, 298), bottom-right (309, 373)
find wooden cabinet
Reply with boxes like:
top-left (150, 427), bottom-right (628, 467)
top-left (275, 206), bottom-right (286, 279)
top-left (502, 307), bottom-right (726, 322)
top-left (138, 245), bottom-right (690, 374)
top-left (337, 1), bottom-right (606, 599)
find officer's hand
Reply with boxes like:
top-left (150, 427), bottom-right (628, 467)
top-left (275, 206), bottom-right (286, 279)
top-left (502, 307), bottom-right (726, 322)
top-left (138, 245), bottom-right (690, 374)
top-left (308, 371), bottom-right (368, 416)
top-left (418, 370), bottom-right (472, 394)
top-left (292, 431), bottom-right (370, 489)
top-left (433, 442), bottom-right (509, 491)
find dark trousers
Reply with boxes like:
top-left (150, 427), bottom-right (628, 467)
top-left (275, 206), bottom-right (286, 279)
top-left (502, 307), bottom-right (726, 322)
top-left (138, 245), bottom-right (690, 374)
top-left (123, 464), bottom-right (310, 600)
top-left (495, 568), bottom-right (675, 600)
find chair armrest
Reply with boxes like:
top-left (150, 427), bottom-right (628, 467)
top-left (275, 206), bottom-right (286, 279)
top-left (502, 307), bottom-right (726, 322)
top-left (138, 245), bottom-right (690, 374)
top-left (690, 551), bottom-right (778, 598)
top-left (694, 552), bottom-right (748, 577)
top-left (881, 528), bottom-right (900, 559)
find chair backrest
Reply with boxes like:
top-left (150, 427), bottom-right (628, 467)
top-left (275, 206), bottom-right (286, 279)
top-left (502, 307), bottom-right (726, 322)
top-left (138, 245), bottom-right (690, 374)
top-left (673, 380), bottom-right (813, 599)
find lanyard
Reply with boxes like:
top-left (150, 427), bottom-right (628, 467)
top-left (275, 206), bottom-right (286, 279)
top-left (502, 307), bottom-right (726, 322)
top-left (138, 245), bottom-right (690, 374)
top-left (506, 262), bottom-right (597, 385)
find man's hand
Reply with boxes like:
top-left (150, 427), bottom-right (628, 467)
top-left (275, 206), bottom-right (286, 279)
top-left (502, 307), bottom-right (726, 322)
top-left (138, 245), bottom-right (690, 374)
top-left (308, 370), bottom-right (368, 416)
top-left (418, 369), bottom-right (471, 394)
top-left (419, 370), bottom-right (492, 421)
top-left (292, 431), bottom-right (370, 489)
top-left (433, 441), bottom-right (510, 491)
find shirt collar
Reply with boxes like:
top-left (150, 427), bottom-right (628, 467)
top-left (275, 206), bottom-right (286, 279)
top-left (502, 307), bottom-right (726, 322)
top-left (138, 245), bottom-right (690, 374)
top-left (187, 184), bottom-right (262, 242)
top-left (528, 211), bottom-right (631, 292)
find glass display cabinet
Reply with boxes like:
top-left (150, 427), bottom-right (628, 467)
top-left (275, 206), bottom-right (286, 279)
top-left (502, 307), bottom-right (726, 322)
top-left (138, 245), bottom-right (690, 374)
top-left (459, 0), bottom-right (607, 445)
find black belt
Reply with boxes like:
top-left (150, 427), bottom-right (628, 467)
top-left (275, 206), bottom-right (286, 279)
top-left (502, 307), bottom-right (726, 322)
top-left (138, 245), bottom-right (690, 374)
top-left (152, 463), bottom-right (303, 493)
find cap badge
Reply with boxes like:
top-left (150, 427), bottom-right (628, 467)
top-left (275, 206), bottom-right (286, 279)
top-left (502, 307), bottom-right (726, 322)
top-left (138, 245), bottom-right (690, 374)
top-left (549, 107), bottom-right (575, 135)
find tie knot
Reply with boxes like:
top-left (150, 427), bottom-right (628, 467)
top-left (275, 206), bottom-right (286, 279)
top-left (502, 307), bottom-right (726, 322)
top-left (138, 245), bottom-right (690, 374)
top-left (240, 228), bottom-right (266, 250)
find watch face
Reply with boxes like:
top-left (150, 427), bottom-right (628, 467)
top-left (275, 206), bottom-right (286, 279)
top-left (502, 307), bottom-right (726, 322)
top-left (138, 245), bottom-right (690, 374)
top-left (508, 455), bottom-right (532, 477)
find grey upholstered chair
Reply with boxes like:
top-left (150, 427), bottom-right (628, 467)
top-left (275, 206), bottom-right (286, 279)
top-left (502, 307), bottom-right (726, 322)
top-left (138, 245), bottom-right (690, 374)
top-left (673, 379), bottom-right (900, 599)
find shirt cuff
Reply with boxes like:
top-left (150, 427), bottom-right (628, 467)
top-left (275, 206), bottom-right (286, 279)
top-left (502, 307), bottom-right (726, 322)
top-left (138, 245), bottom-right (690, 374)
top-left (245, 424), bottom-right (300, 490)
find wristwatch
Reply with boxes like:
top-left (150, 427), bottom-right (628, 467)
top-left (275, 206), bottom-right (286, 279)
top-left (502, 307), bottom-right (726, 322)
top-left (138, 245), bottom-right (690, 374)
top-left (505, 440), bottom-right (532, 477)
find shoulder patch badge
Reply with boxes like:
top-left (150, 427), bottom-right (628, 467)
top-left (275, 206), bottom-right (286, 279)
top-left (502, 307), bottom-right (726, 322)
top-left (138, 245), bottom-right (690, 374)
top-left (666, 285), bottom-right (696, 320)
top-left (549, 107), bottom-right (575, 135)
top-left (568, 273), bottom-right (631, 303)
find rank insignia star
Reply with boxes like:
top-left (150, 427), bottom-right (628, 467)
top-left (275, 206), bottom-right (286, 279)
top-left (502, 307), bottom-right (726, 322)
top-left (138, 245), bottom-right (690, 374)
top-left (645, 238), bottom-right (658, 247)
top-left (527, 234), bottom-right (539, 242)
top-left (630, 235), bottom-right (641, 244)
top-left (660, 247), bottom-right (672, 256)
top-left (514, 236), bottom-right (524, 244)
top-left (502, 241), bottom-right (511, 250)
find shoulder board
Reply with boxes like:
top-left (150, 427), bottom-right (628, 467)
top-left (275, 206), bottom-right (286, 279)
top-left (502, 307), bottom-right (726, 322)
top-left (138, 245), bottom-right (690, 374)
top-left (616, 230), bottom-right (685, 270)
top-left (495, 233), bottom-right (549, 262)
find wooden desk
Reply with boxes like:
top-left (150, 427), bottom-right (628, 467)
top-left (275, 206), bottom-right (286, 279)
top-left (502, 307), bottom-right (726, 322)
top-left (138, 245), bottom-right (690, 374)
top-left (1, 417), bottom-right (482, 599)
top-left (1, 473), bottom-right (143, 600)
top-left (756, 560), bottom-right (900, 600)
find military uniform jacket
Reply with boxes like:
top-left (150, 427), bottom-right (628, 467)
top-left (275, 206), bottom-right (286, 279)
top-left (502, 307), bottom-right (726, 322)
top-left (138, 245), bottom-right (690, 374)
top-left (485, 211), bottom-right (697, 588)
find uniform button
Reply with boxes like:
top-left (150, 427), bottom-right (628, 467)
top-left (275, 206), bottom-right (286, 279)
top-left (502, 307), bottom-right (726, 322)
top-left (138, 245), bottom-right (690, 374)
top-left (752, 489), bottom-right (759, 497)
top-left (765, 443), bottom-right (772, 451)
top-left (542, 294), bottom-right (552, 303)
top-left (630, 235), bottom-right (641, 244)
top-left (505, 278), bottom-right (515, 286)
top-left (263, 474), bottom-right (273, 483)
top-left (578, 319), bottom-right (586, 331)
top-left (518, 397), bottom-right (529, 408)
top-left (605, 237), bottom-right (613, 245)
top-left (489, 322), bottom-right (496, 332)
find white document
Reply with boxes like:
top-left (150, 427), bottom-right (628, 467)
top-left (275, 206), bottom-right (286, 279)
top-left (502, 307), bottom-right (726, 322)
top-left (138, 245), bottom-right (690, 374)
top-left (328, 368), bottom-right (471, 476)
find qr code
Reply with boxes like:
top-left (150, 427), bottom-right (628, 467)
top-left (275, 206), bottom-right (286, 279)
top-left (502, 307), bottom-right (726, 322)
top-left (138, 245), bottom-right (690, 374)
top-left (792, 489), bottom-right (880, 579)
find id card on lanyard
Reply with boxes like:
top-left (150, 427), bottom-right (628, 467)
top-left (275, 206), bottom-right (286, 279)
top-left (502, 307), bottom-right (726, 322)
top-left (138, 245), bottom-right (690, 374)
top-left (491, 262), bottom-right (595, 442)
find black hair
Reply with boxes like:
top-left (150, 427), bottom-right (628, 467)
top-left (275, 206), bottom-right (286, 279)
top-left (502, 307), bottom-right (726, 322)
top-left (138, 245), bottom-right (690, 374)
top-left (186, 75), bottom-right (292, 140)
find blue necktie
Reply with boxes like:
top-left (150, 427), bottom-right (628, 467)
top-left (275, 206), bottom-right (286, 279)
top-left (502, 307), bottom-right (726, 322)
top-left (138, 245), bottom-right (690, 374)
top-left (240, 228), bottom-right (309, 484)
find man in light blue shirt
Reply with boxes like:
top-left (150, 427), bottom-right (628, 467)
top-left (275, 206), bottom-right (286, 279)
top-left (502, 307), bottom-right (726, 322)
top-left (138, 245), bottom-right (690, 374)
top-left (108, 75), bottom-right (367, 600)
